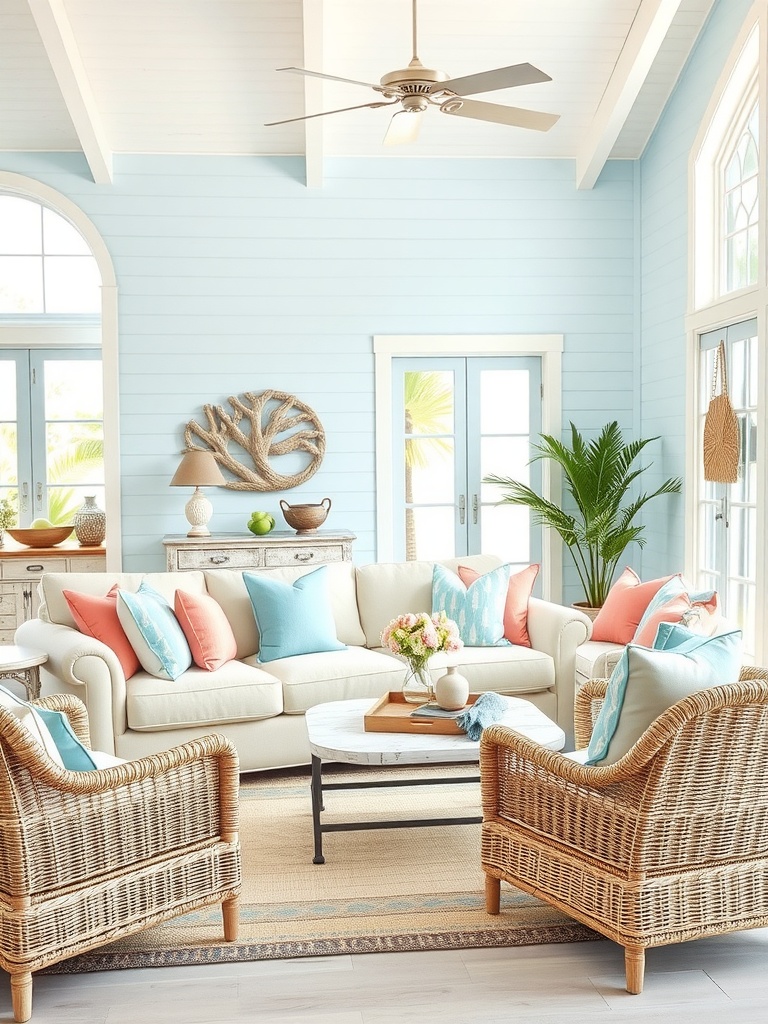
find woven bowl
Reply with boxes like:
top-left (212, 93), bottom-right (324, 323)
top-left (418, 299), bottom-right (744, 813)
top-left (6, 526), bottom-right (74, 548)
top-left (279, 499), bottom-right (331, 533)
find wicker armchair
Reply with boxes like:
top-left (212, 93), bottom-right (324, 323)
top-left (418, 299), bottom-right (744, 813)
top-left (0, 693), bottom-right (241, 1022)
top-left (480, 665), bottom-right (768, 994)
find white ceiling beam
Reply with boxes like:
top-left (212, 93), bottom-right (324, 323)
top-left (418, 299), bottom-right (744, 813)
top-left (302, 0), bottom-right (324, 188)
top-left (26, 0), bottom-right (112, 184)
top-left (575, 0), bottom-right (684, 190)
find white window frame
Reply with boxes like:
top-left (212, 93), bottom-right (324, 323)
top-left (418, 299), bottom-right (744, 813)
top-left (686, 4), bottom-right (766, 662)
top-left (0, 173), bottom-right (121, 569)
top-left (374, 334), bottom-right (563, 600)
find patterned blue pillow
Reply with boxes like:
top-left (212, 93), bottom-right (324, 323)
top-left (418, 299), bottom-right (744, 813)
top-left (243, 566), bottom-right (347, 663)
top-left (116, 581), bottom-right (193, 680)
top-left (431, 563), bottom-right (511, 647)
top-left (586, 627), bottom-right (743, 765)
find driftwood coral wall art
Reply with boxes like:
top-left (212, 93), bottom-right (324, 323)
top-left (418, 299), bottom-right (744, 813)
top-left (183, 389), bottom-right (326, 491)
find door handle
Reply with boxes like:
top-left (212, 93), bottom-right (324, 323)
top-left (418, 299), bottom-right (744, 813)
top-left (36, 481), bottom-right (43, 510)
top-left (458, 495), bottom-right (466, 525)
top-left (472, 494), bottom-right (478, 525)
top-left (20, 482), bottom-right (29, 513)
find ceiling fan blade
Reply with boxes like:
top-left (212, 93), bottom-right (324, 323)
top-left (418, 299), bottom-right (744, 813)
top-left (383, 109), bottom-right (423, 146)
top-left (440, 97), bottom-right (559, 132)
top-left (276, 67), bottom-right (382, 92)
top-left (266, 101), bottom-right (396, 127)
top-left (435, 63), bottom-right (552, 97)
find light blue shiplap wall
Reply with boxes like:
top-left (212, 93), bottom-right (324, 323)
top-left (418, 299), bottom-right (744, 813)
top-left (0, 153), bottom-right (635, 587)
top-left (639, 0), bottom-right (754, 579)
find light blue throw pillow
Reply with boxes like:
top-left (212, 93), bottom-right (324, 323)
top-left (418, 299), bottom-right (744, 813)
top-left (243, 566), bottom-right (347, 663)
top-left (431, 563), bottom-right (511, 647)
top-left (586, 627), bottom-right (743, 766)
top-left (0, 684), bottom-right (97, 771)
top-left (116, 581), bottom-right (193, 680)
top-left (36, 707), bottom-right (98, 770)
top-left (632, 575), bottom-right (687, 640)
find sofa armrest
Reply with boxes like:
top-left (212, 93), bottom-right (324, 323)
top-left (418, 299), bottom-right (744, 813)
top-left (15, 617), bottom-right (127, 756)
top-left (525, 598), bottom-right (592, 744)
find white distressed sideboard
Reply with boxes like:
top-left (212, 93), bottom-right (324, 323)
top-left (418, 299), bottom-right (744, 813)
top-left (0, 543), bottom-right (107, 645)
top-left (162, 530), bottom-right (356, 573)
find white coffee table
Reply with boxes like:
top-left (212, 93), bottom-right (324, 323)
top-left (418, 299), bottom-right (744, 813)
top-left (304, 696), bottom-right (565, 864)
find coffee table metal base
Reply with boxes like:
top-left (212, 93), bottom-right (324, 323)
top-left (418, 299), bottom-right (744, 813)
top-left (310, 754), bottom-right (479, 864)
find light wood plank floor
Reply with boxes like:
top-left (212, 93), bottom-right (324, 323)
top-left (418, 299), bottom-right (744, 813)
top-left (3, 926), bottom-right (768, 1023)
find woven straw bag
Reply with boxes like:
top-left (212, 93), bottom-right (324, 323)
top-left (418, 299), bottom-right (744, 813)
top-left (703, 341), bottom-right (739, 483)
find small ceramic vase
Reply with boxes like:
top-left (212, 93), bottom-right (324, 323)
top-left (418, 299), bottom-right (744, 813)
top-left (435, 666), bottom-right (470, 711)
top-left (73, 495), bottom-right (106, 546)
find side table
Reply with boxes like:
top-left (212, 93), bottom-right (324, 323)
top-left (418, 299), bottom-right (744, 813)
top-left (0, 645), bottom-right (48, 701)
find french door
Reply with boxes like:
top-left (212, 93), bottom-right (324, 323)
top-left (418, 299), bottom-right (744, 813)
top-left (0, 348), bottom-right (104, 526)
top-left (391, 356), bottom-right (542, 566)
top-left (696, 320), bottom-right (757, 658)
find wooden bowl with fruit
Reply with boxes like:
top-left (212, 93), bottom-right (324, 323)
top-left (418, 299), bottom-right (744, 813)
top-left (6, 520), bottom-right (74, 548)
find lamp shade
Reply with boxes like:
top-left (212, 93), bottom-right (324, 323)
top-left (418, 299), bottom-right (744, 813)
top-left (170, 450), bottom-right (227, 487)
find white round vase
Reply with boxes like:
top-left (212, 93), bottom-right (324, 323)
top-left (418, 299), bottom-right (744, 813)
top-left (435, 666), bottom-right (470, 711)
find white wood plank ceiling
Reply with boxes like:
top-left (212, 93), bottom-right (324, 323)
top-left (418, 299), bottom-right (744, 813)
top-left (0, 0), bottom-right (716, 187)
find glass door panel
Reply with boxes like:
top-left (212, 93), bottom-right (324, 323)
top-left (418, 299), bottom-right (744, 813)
top-left (393, 357), bottom-right (541, 567)
top-left (697, 320), bottom-right (757, 658)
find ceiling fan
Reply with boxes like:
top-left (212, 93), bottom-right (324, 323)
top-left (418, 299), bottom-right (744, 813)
top-left (265, 0), bottom-right (560, 144)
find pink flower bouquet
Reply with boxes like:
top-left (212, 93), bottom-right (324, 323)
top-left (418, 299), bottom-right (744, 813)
top-left (380, 611), bottom-right (463, 672)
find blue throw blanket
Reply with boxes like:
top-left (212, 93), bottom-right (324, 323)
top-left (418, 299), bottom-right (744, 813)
top-left (455, 691), bottom-right (509, 741)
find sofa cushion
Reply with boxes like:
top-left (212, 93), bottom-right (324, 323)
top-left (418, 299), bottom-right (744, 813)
top-left (204, 562), bottom-right (365, 660)
top-left (457, 563), bottom-right (539, 647)
top-left (116, 582), bottom-right (193, 681)
top-left (371, 646), bottom-right (555, 696)
top-left (432, 563), bottom-right (510, 646)
top-left (63, 585), bottom-right (141, 679)
top-left (174, 589), bottom-right (238, 671)
top-left (126, 660), bottom-right (283, 731)
top-left (266, 648), bottom-right (405, 714)
top-left (590, 568), bottom-right (675, 644)
top-left (243, 566), bottom-right (347, 663)
top-left (575, 640), bottom-right (624, 686)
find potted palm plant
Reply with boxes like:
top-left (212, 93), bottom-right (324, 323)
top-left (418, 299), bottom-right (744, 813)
top-left (484, 421), bottom-right (682, 611)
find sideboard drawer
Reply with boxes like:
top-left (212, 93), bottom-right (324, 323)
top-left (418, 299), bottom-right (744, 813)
top-left (264, 543), bottom-right (346, 567)
top-left (176, 547), bottom-right (266, 571)
top-left (1, 557), bottom-right (67, 580)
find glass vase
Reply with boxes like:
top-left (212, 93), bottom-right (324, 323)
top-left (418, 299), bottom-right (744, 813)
top-left (402, 662), bottom-right (435, 704)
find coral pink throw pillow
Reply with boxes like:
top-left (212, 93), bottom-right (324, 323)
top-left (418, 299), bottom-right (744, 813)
top-left (174, 590), bottom-right (237, 671)
top-left (458, 563), bottom-right (539, 647)
top-left (590, 568), bottom-right (675, 645)
top-left (63, 584), bottom-right (140, 680)
top-left (633, 591), bottom-right (720, 647)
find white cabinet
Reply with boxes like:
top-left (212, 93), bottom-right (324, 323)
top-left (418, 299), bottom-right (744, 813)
top-left (0, 545), bottom-right (107, 645)
top-left (163, 531), bottom-right (356, 573)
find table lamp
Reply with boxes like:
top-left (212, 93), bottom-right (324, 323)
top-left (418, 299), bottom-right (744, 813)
top-left (170, 449), bottom-right (227, 536)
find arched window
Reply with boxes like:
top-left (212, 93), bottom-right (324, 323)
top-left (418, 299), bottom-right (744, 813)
top-left (0, 195), bottom-right (104, 529)
top-left (722, 102), bottom-right (759, 293)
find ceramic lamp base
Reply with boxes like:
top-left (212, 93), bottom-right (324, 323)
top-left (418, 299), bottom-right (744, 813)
top-left (184, 488), bottom-right (213, 537)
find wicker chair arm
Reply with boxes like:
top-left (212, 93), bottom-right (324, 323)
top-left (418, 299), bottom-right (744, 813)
top-left (33, 692), bottom-right (91, 746)
top-left (573, 677), bottom-right (609, 748)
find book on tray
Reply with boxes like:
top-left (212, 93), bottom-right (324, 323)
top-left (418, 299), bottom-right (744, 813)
top-left (410, 702), bottom-right (466, 719)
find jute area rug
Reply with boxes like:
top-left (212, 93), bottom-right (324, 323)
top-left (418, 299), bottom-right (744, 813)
top-left (48, 763), bottom-right (598, 973)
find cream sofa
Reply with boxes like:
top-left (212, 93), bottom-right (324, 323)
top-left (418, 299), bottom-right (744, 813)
top-left (15, 554), bottom-right (592, 772)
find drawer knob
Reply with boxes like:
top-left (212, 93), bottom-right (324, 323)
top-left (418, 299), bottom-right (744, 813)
top-left (295, 552), bottom-right (314, 562)
top-left (26, 564), bottom-right (44, 573)
top-left (209, 555), bottom-right (230, 565)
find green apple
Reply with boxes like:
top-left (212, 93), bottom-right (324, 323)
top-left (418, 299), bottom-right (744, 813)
top-left (248, 511), bottom-right (275, 536)
top-left (30, 517), bottom-right (53, 529)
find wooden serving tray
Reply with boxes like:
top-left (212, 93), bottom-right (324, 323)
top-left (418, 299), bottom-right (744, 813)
top-left (364, 691), bottom-right (476, 735)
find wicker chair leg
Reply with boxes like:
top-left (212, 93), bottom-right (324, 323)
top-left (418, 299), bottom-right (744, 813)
top-left (10, 970), bottom-right (32, 1022)
top-left (222, 895), bottom-right (240, 941)
top-left (484, 874), bottom-right (501, 915)
top-left (624, 946), bottom-right (645, 994)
